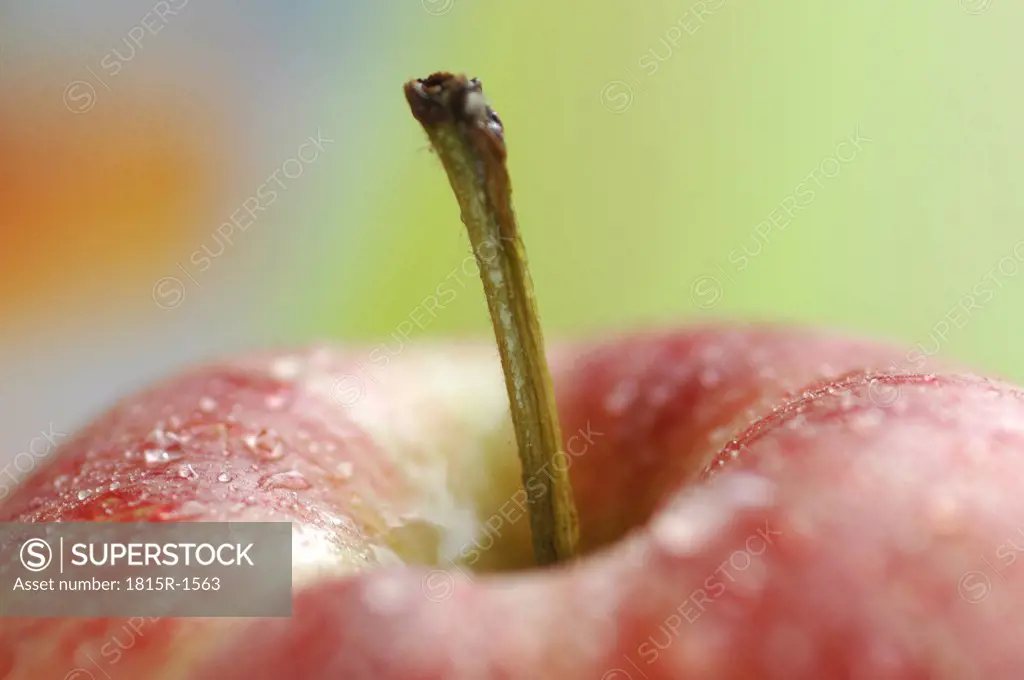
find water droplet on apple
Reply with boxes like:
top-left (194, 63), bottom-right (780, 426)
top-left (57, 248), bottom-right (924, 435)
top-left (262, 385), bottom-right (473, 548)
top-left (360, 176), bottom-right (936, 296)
top-left (143, 448), bottom-right (182, 467)
top-left (99, 496), bottom-right (122, 515)
top-left (317, 508), bottom-right (354, 530)
top-left (243, 429), bottom-right (285, 461)
top-left (145, 427), bottom-right (172, 448)
top-left (259, 470), bottom-right (311, 491)
top-left (76, 489), bottom-right (92, 501)
top-left (217, 472), bottom-right (233, 483)
top-left (198, 396), bottom-right (218, 413)
top-left (176, 464), bottom-right (198, 479)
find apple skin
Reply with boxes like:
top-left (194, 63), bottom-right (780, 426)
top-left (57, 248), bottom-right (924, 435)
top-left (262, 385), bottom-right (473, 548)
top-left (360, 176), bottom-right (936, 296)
top-left (3, 325), bottom-right (1024, 678)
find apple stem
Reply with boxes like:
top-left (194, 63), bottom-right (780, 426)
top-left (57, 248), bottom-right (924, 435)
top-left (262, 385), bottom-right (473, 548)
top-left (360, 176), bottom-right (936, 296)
top-left (404, 73), bottom-right (579, 566)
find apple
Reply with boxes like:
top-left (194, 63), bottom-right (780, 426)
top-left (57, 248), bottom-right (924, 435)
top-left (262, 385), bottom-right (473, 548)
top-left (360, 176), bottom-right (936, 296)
top-left (2, 325), bottom-right (1024, 678)
top-left (4, 71), bottom-right (1022, 679)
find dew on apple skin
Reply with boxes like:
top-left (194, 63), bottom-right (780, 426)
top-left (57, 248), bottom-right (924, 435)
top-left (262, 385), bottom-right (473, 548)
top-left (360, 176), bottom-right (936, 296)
top-left (317, 508), bottom-right (356, 531)
top-left (187, 422), bottom-right (229, 450)
top-left (706, 427), bottom-right (738, 456)
top-left (651, 472), bottom-right (775, 557)
top-left (99, 496), bottom-right (123, 516)
top-left (198, 396), bottom-right (218, 413)
top-left (242, 429), bottom-right (285, 461)
top-left (739, 405), bottom-right (764, 426)
top-left (217, 472), bottom-right (233, 483)
top-left (143, 448), bottom-right (182, 467)
top-left (144, 427), bottom-right (172, 449)
top-left (259, 470), bottom-right (311, 491)
top-left (176, 464), bottom-right (198, 480)
top-left (76, 489), bottom-right (92, 501)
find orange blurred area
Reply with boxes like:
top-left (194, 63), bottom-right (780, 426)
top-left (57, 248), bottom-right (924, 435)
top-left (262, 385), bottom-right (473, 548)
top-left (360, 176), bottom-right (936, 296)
top-left (0, 84), bottom-right (223, 319)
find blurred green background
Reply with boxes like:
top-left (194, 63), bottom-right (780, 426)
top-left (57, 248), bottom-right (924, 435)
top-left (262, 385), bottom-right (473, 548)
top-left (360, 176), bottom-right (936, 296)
top-left (1, 1), bottom-right (1022, 459)
top-left (301, 1), bottom-right (1024, 381)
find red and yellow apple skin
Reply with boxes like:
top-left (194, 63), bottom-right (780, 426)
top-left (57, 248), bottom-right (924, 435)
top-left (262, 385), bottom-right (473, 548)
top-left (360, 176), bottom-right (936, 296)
top-left (2, 326), bottom-right (1024, 678)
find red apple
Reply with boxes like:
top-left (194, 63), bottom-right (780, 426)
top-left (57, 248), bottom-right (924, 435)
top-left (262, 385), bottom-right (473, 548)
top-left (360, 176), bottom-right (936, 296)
top-left (2, 325), bottom-right (1024, 678)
